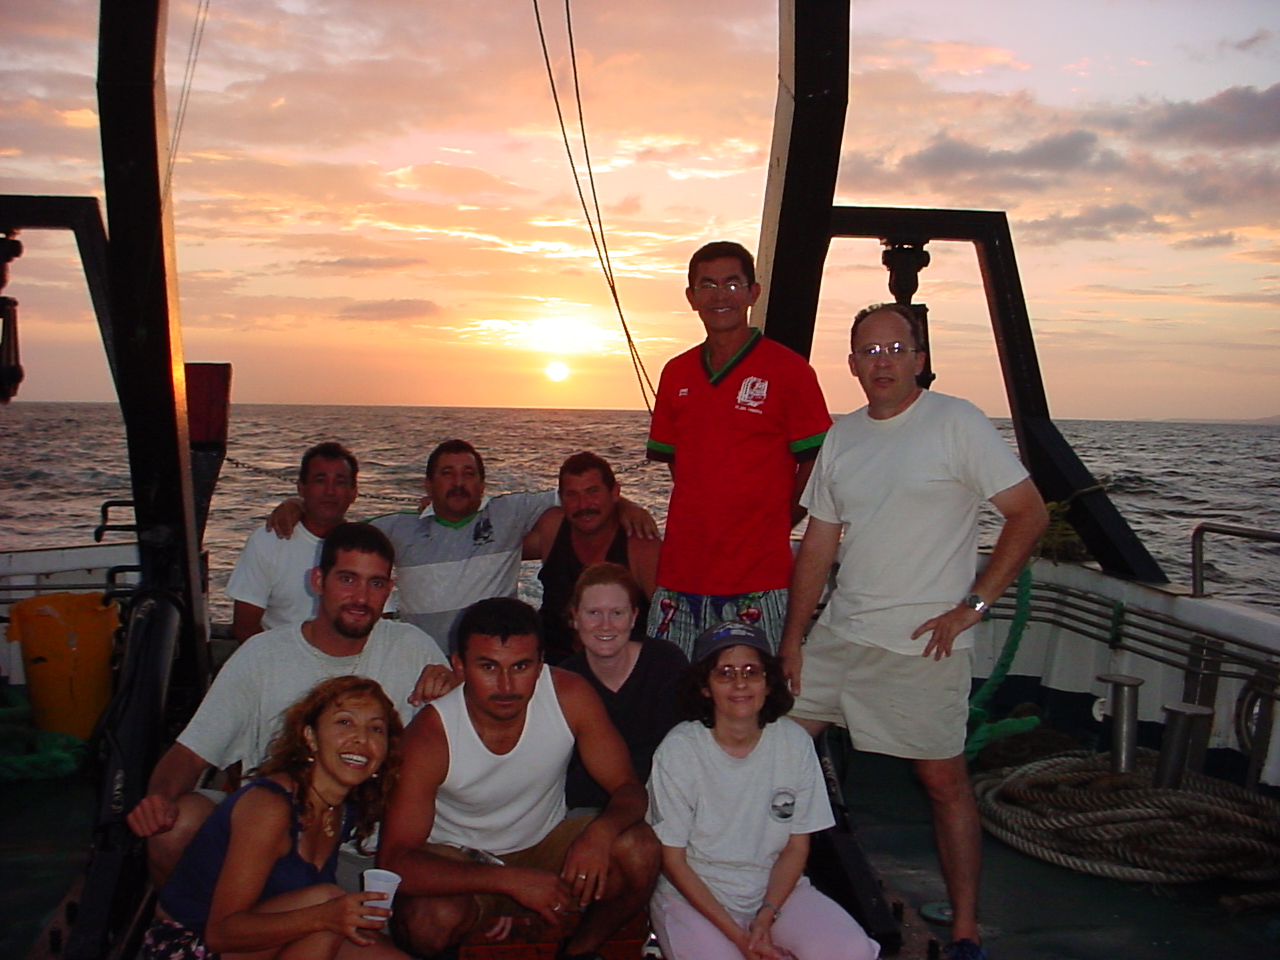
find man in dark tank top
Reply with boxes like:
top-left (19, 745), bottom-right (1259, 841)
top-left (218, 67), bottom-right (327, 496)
top-left (524, 452), bottom-right (661, 662)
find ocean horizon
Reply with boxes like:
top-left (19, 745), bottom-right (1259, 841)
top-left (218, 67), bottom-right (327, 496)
top-left (9, 398), bottom-right (1279, 424)
top-left (3, 401), bottom-right (1278, 618)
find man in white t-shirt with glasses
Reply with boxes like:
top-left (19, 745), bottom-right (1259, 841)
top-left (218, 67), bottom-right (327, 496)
top-left (780, 302), bottom-right (1048, 960)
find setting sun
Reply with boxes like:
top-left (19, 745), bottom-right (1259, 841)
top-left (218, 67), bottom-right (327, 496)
top-left (545, 361), bottom-right (569, 382)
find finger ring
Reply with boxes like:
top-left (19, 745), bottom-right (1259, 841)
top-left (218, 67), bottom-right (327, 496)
top-left (577, 874), bottom-right (587, 880)
top-left (553, 904), bottom-right (563, 912)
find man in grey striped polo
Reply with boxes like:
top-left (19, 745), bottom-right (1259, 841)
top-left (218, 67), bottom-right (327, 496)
top-left (371, 440), bottom-right (657, 655)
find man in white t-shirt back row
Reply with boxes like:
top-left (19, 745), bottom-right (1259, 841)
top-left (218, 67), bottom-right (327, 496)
top-left (128, 522), bottom-right (456, 885)
top-left (226, 441), bottom-right (360, 641)
top-left (781, 303), bottom-right (1049, 960)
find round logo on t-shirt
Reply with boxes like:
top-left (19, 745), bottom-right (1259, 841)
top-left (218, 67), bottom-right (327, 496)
top-left (769, 789), bottom-right (796, 822)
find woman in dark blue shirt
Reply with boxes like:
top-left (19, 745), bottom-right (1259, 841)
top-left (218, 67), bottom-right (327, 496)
top-left (145, 676), bottom-right (406, 960)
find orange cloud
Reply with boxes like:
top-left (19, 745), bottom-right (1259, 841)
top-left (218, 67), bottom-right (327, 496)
top-left (3, 0), bottom-right (1279, 420)
top-left (390, 162), bottom-right (532, 197)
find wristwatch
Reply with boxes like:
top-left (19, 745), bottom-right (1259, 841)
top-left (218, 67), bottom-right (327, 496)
top-left (964, 593), bottom-right (989, 615)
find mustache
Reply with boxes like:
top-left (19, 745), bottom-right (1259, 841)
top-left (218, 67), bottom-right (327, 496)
top-left (446, 485), bottom-right (471, 498)
top-left (571, 508), bottom-right (601, 520)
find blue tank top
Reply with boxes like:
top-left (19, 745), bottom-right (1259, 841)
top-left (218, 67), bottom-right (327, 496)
top-left (159, 778), bottom-right (352, 932)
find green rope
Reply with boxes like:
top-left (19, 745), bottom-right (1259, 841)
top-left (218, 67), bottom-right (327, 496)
top-left (0, 683), bottom-right (32, 725)
top-left (0, 724), bottom-right (85, 781)
top-left (966, 566), bottom-right (1038, 759)
top-left (0, 687), bottom-right (86, 781)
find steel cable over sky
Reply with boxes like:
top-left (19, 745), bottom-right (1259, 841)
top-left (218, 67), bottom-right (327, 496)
top-left (166, 0), bottom-right (213, 205)
top-left (531, 0), bottom-right (656, 412)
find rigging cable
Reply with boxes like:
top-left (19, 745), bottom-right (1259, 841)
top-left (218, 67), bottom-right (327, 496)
top-left (166, 0), bottom-right (214, 204)
top-left (126, 0), bottom-right (213, 356)
top-left (531, 0), bottom-right (656, 412)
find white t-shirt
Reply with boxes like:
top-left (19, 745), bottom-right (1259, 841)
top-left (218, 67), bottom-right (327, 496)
top-left (225, 524), bottom-right (322, 631)
top-left (177, 618), bottom-right (447, 770)
top-left (802, 390), bottom-right (1029, 654)
top-left (647, 718), bottom-right (834, 916)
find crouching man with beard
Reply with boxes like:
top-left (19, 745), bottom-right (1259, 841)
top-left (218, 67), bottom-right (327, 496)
top-left (128, 523), bottom-right (455, 886)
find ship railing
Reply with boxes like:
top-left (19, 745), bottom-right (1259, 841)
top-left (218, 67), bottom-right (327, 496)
top-left (0, 555), bottom-right (140, 681)
top-left (0, 567), bottom-right (141, 596)
top-left (985, 580), bottom-right (1279, 786)
top-left (1190, 521), bottom-right (1280, 598)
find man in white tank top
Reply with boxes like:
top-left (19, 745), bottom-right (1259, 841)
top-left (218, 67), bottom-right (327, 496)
top-left (378, 597), bottom-right (659, 960)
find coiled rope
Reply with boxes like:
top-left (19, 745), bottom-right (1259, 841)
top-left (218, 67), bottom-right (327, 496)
top-left (974, 749), bottom-right (1280, 883)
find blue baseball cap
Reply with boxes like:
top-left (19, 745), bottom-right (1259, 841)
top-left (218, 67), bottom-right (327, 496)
top-left (692, 620), bottom-right (772, 664)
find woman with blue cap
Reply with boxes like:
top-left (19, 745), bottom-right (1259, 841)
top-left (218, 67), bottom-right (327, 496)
top-left (645, 621), bottom-right (879, 960)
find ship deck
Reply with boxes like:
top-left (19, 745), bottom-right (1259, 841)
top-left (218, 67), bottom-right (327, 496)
top-left (844, 746), bottom-right (1280, 959)
top-left (1, 773), bottom-right (94, 960)
top-left (6, 748), bottom-right (1279, 960)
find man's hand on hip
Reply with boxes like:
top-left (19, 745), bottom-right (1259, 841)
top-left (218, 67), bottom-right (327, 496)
top-left (912, 605), bottom-right (983, 660)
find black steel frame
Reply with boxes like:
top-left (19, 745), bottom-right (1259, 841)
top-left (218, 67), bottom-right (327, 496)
top-left (757, 7), bottom-right (1166, 584)
top-left (3, 2), bottom-right (224, 956)
top-left (817, 207), bottom-right (1167, 584)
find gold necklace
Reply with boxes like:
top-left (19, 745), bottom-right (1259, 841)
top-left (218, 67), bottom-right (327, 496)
top-left (300, 624), bottom-right (368, 677)
top-left (309, 785), bottom-right (340, 838)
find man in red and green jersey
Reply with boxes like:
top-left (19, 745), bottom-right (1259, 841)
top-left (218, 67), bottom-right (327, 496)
top-left (645, 241), bottom-right (831, 654)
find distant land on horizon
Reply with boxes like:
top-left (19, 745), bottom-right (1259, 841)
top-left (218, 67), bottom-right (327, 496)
top-left (1153, 415), bottom-right (1280, 426)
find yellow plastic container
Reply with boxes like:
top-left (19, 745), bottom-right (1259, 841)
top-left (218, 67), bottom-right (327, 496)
top-left (6, 592), bottom-right (118, 741)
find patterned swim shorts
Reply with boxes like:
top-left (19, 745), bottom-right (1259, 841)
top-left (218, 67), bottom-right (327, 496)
top-left (142, 918), bottom-right (215, 960)
top-left (645, 587), bottom-right (787, 657)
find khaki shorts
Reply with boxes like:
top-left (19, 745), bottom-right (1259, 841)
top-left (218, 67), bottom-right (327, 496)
top-left (790, 622), bottom-right (970, 760)
top-left (427, 814), bottom-right (594, 924)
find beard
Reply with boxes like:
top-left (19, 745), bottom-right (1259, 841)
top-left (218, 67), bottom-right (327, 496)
top-left (331, 606), bottom-right (377, 640)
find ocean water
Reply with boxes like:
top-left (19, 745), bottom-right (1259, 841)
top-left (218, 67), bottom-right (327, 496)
top-left (2, 402), bottom-right (1278, 619)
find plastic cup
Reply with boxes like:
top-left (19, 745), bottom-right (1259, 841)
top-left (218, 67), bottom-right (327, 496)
top-left (361, 868), bottom-right (401, 922)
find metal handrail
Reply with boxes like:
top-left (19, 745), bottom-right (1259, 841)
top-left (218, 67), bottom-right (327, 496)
top-left (985, 575), bottom-right (1280, 786)
top-left (1191, 522), bottom-right (1280, 597)
top-left (985, 579), bottom-right (1280, 703)
top-left (0, 581), bottom-right (123, 594)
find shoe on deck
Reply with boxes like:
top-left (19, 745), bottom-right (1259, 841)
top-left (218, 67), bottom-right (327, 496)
top-left (944, 939), bottom-right (988, 960)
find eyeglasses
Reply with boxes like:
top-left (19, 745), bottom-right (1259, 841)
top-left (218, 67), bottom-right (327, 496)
top-left (693, 280), bottom-right (750, 293)
top-left (711, 663), bottom-right (766, 684)
top-left (852, 341), bottom-right (918, 359)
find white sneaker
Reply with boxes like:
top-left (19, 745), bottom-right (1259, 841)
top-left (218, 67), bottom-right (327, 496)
top-left (640, 932), bottom-right (664, 958)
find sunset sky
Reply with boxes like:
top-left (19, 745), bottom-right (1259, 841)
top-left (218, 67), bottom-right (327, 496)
top-left (3, 0), bottom-right (1278, 420)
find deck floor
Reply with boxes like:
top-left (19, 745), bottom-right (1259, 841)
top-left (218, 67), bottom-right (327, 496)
top-left (6, 747), bottom-right (1280, 960)
top-left (0, 775), bottom-right (94, 960)
top-left (842, 748), bottom-right (1280, 960)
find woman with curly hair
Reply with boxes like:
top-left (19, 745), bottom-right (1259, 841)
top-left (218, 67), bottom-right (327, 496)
top-left (144, 676), bottom-right (408, 960)
top-left (647, 622), bottom-right (879, 960)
